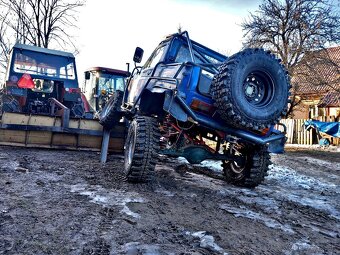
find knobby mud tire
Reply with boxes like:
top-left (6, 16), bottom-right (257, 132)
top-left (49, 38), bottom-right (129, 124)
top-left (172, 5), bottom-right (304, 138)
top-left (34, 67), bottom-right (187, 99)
top-left (211, 48), bottom-right (291, 130)
top-left (99, 90), bottom-right (124, 129)
top-left (124, 116), bottom-right (160, 183)
top-left (223, 144), bottom-right (271, 187)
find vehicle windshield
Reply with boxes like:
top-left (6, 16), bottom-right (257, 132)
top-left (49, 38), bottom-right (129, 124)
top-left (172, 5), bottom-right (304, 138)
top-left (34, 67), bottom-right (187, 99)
top-left (98, 73), bottom-right (125, 93)
top-left (12, 49), bottom-right (76, 80)
top-left (175, 44), bottom-right (222, 65)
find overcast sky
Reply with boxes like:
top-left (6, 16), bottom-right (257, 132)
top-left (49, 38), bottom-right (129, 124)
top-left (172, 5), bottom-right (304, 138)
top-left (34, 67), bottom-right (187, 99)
top-left (76, 0), bottom-right (262, 78)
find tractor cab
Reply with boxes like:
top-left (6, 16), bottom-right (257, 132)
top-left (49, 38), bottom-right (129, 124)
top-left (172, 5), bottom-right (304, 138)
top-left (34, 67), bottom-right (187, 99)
top-left (84, 67), bottom-right (129, 112)
top-left (1, 43), bottom-right (91, 117)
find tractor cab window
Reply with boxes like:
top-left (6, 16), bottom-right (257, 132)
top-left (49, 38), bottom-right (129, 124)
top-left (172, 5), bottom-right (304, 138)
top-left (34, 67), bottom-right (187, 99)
top-left (32, 79), bottom-right (54, 93)
top-left (98, 74), bottom-right (125, 94)
top-left (13, 50), bottom-right (76, 80)
top-left (59, 63), bottom-right (75, 80)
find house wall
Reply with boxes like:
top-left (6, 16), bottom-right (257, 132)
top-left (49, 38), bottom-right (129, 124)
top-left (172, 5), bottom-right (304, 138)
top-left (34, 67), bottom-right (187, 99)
top-left (292, 100), bottom-right (340, 120)
top-left (329, 108), bottom-right (340, 119)
top-left (292, 102), bottom-right (309, 119)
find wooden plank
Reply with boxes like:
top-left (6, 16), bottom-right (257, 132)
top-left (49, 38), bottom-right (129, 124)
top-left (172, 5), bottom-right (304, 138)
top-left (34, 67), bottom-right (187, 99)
top-left (297, 119), bottom-right (301, 144)
top-left (303, 118), bottom-right (307, 145)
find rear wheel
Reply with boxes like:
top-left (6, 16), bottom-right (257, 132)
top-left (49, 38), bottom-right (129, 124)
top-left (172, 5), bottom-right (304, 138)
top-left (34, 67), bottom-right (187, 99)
top-left (124, 116), bottom-right (160, 183)
top-left (99, 90), bottom-right (123, 129)
top-left (211, 48), bottom-right (290, 130)
top-left (222, 143), bottom-right (271, 187)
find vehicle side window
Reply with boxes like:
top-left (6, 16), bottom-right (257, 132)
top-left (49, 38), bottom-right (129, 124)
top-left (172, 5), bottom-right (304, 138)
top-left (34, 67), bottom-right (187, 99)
top-left (175, 45), bottom-right (205, 64)
top-left (144, 45), bottom-right (165, 69)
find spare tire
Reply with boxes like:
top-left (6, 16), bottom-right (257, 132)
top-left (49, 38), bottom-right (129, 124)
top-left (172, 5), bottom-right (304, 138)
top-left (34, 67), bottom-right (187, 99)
top-left (211, 48), bottom-right (290, 130)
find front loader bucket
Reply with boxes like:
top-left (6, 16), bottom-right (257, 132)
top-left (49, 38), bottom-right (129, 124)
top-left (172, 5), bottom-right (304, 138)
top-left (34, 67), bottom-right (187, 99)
top-left (0, 112), bottom-right (125, 152)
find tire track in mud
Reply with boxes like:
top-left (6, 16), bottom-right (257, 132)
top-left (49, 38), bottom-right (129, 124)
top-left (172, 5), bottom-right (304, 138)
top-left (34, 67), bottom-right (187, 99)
top-left (77, 165), bottom-right (143, 255)
top-left (1, 146), bottom-right (339, 254)
top-left (162, 156), bottom-right (340, 254)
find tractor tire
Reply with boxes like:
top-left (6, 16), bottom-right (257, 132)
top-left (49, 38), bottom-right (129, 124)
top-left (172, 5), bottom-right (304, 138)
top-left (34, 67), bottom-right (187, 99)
top-left (0, 94), bottom-right (20, 115)
top-left (222, 143), bottom-right (271, 187)
top-left (211, 48), bottom-right (291, 130)
top-left (99, 90), bottom-right (124, 129)
top-left (124, 116), bottom-right (160, 183)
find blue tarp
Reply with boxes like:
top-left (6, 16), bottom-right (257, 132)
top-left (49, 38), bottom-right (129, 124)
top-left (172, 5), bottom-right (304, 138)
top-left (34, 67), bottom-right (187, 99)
top-left (304, 120), bottom-right (340, 138)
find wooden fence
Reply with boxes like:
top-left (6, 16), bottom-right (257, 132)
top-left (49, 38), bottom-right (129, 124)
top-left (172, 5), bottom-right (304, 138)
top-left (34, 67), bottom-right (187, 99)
top-left (277, 118), bottom-right (340, 145)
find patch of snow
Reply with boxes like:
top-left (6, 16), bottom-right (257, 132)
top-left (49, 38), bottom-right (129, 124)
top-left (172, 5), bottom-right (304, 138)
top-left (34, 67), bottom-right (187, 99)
top-left (284, 240), bottom-right (324, 255)
top-left (154, 189), bottom-right (175, 197)
top-left (197, 160), bottom-right (223, 173)
top-left (177, 157), bottom-right (189, 164)
top-left (220, 204), bottom-right (295, 234)
top-left (123, 242), bottom-right (161, 255)
top-left (70, 184), bottom-right (144, 218)
top-left (267, 165), bottom-right (338, 192)
top-left (1, 161), bottom-right (19, 171)
top-left (177, 157), bottom-right (223, 173)
top-left (190, 231), bottom-right (227, 254)
top-left (237, 195), bottom-right (282, 214)
top-left (265, 165), bottom-right (340, 220)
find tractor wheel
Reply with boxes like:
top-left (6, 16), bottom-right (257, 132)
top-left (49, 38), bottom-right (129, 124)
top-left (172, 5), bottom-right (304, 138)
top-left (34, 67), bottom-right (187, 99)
top-left (0, 94), bottom-right (20, 115)
top-left (99, 90), bottom-right (123, 129)
top-left (222, 143), bottom-right (271, 187)
top-left (211, 48), bottom-right (291, 130)
top-left (124, 116), bottom-right (160, 183)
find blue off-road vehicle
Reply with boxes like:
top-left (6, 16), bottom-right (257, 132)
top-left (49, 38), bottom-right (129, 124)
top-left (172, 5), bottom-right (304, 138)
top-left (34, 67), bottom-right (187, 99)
top-left (100, 31), bottom-right (290, 187)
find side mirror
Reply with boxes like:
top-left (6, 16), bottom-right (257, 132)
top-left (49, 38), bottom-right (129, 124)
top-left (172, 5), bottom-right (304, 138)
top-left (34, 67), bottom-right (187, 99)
top-left (84, 71), bottom-right (90, 80)
top-left (133, 47), bottom-right (144, 63)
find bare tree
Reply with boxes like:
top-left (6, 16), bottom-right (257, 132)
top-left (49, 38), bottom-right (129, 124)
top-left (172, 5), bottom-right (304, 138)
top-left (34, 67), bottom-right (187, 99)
top-left (242, 0), bottom-right (340, 115)
top-left (0, 0), bottom-right (84, 76)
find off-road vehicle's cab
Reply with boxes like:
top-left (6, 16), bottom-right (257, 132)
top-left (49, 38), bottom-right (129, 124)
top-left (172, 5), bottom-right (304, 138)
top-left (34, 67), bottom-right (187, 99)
top-left (100, 31), bottom-right (290, 187)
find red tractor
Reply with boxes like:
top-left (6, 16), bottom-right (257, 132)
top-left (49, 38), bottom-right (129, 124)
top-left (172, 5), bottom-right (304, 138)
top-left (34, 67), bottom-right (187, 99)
top-left (0, 43), bottom-right (92, 118)
top-left (83, 67), bottom-right (129, 113)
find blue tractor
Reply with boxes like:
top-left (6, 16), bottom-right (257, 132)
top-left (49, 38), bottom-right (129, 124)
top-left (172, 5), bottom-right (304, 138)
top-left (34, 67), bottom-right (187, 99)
top-left (100, 31), bottom-right (290, 187)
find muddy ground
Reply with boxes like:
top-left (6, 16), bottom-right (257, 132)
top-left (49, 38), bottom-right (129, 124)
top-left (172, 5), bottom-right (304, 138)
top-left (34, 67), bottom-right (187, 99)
top-left (0, 145), bottom-right (339, 255)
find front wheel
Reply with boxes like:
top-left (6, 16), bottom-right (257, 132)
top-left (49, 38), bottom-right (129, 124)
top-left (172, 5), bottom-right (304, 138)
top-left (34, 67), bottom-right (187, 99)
top-left (99, 90), bottom-right (124, 129)
top-left (222, 143), bottom-right (271, 187)
top-left (124, 116), bottom-right (160, 183)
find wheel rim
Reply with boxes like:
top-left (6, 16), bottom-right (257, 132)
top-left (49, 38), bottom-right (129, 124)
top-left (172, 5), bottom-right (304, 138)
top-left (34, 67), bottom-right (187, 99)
top-left (224, 143), bottom-right (249, 181)
top-left (230, 149), bottom-right (246, 174)
top-left (243, 71), bottom-right (274, 108)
